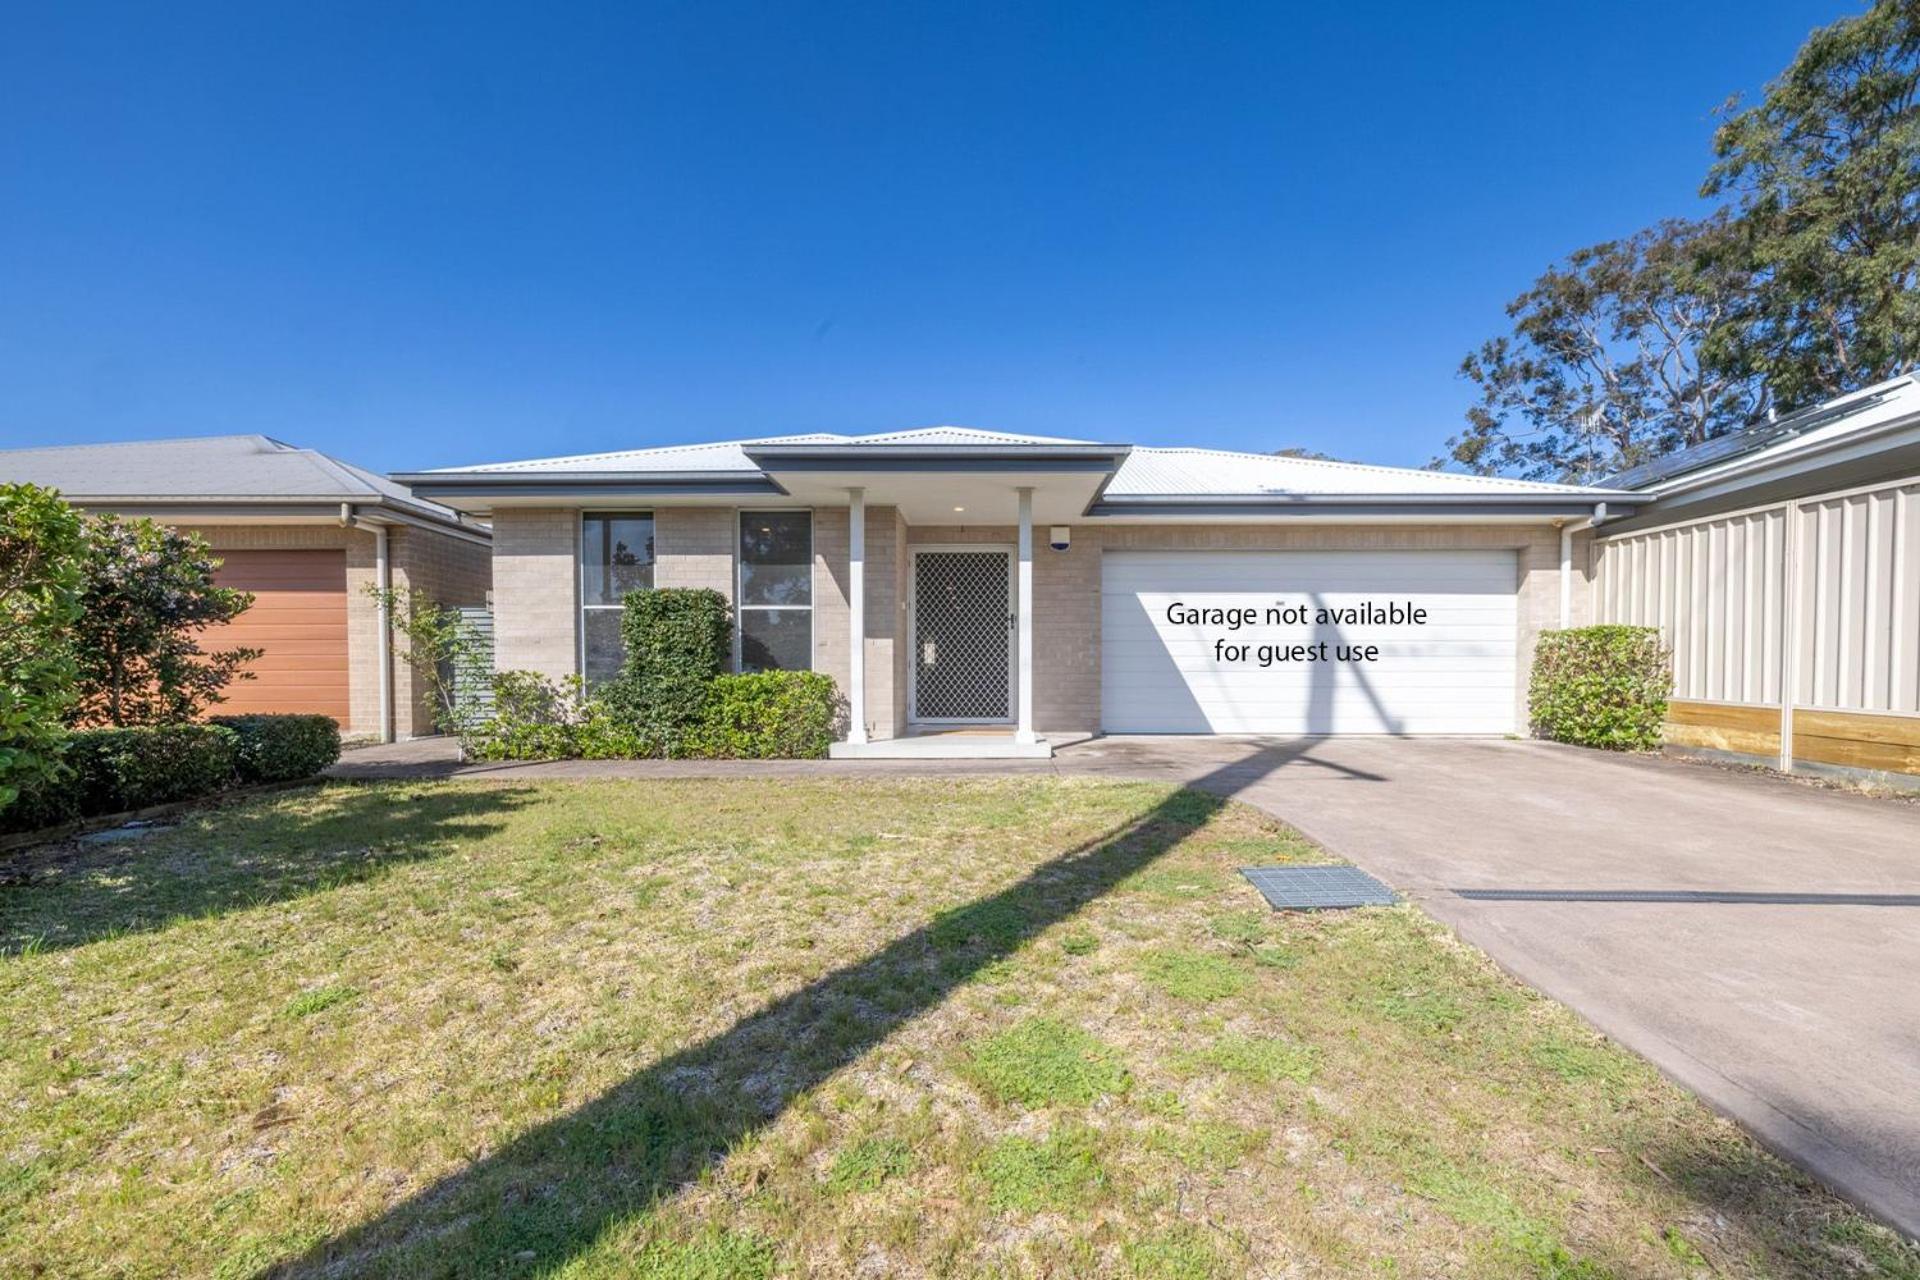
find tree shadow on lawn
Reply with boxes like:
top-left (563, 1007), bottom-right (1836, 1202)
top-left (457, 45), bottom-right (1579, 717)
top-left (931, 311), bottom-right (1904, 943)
top-left (262, 742), bottom-right (1358, 1278)
top-left (0, 783), bottom-right (536, 957)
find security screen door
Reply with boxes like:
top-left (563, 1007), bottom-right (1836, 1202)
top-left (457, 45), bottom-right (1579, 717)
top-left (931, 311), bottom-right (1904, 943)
top-left (911, 548), bottom-right (1014, 722)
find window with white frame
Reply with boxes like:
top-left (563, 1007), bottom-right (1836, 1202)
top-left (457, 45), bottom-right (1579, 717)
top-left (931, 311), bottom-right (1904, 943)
top-left (738, 510), bottom-right (812, 671)
top-left (580, 511), bottom-right (654, 685)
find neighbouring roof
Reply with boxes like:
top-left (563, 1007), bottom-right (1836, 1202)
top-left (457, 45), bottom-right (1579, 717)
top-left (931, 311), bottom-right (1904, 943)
top-left (1603, 374), bottom-right (1920, 494)
top-left (0, 434), bottom-right (478, 530)
top-left (420, 425), bottom-right (1627, 504)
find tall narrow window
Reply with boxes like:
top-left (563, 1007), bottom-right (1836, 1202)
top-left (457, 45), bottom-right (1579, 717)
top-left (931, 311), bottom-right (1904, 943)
top-left (581, 512), bottom-right (654, 685)
top-left (738, 511), bottom-right (812, 671)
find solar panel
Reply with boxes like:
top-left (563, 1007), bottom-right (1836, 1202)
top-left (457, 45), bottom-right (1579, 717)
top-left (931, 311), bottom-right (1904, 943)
top-left (1240, 865), bottom-right (1397, 911)
top-left (1601, 385), bottom-right (1899, 490)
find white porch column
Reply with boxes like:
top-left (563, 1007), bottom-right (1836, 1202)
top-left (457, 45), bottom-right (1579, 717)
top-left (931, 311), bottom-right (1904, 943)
top-left (847, 486), bottom-right (868, 745)
top-left (1015, 486), bottom-right (1036, 744)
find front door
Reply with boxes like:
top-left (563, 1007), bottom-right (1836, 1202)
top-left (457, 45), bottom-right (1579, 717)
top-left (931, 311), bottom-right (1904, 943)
top-left (911, 548), bottom-right (1014, 723)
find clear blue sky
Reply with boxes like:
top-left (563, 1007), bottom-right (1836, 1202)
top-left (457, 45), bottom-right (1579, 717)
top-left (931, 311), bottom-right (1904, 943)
top-left (0, 1), bottom-right (1845, 473)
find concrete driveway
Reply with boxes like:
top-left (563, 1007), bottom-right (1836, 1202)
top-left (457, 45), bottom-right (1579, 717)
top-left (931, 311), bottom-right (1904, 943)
top-left (333, 732), bottom-right (1920, 1234)
top-left (1058, 735), bottom-right (1920, 1238)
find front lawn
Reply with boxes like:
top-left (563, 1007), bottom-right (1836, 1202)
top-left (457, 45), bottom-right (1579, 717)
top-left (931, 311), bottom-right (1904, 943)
top-left (0, 779), bottom-right (1911, 1278)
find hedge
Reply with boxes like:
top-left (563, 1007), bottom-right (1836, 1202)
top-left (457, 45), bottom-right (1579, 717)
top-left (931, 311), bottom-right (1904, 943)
top-left (211, 714), bottom-right (342, 783)
top-left (684, 672), bottom-right (839, 760)
top-left (604, 588), bottom-right (733, 752)
top-left (1, 714), bottom-right (343, 835)
top-left (1529, 625), bottom-right (1672, 751)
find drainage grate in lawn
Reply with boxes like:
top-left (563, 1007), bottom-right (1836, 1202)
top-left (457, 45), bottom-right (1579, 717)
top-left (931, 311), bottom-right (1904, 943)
top-left (1241, 865), bottom-right (1397, 911)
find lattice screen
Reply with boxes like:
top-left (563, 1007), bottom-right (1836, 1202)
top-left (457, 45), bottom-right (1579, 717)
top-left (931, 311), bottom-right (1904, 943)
top-left (913, 551), bottom-right (1011, 720)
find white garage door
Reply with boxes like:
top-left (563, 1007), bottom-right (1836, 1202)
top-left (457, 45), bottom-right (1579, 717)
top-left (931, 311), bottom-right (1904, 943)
top-left (1101, 549), bottom-right (1518, 735)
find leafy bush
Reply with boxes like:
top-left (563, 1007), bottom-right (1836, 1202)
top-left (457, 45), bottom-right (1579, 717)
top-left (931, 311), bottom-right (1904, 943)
top-left (604, 588), bottom-right (732, 752)
top-left (70, 516), bottom-right (260, 726)
top-left (366, 586), bottom-right (492, 736)
top-left (0, 483), bottom-right (86, 811)
top-left (683, 671), bottom-right (838, 760)
top-left (210, 714), bottom-right (342, 783)
top-left (1529, 625), bottom-right (1672, 751)
top-left (463, 671), bottom-right (650, 762)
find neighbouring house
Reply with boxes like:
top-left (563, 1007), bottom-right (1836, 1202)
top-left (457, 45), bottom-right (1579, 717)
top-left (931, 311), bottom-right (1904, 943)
top-left (399, 430), bottom-right (1642, 757)
top-left (1593, 375), bottom-right (1920, 787)
top-left (0, 434), bottom-right (491, 741)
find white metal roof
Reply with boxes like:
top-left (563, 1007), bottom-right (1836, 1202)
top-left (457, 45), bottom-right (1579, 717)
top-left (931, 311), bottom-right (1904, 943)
top-left (435, 427), bottom-right (1100, 474)
top-left (1106, 447), bottom-right (1609, 498)
top-left (427, 427), bottom-right (1622, 498)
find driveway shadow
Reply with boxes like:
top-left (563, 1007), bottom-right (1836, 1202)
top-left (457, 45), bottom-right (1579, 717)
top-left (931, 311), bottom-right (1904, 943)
top-left (260, 749), bottom-right (1314, 1278)
top-left (0, 783), bottom-right (535, 956)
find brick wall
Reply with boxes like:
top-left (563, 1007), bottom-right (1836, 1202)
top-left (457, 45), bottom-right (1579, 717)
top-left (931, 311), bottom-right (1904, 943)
top-left (490, 508), bottom-right (579, 684)
top-left (655, 508), bottom-right (735, 595)
top-left (389, 525), bottom-right (492, 737)
top-left (810, 504), bottom-right (903, 739)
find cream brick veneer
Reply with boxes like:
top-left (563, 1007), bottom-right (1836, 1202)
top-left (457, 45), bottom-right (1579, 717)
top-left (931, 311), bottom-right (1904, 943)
top-left (656, 508), bottom-right (735, 594)
top-left (484, 505), bottom-right (1597, 740)
top-left (389, 525), bottom-right (492, 735)
top-left (810, 504), bottom-right (904, 739)
top-left (490, 508), bottom-right (580, 684)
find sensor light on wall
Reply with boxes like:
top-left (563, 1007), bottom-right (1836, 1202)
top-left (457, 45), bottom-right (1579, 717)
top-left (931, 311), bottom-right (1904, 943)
top-left (1049, 525), bottom-right (1071, 552)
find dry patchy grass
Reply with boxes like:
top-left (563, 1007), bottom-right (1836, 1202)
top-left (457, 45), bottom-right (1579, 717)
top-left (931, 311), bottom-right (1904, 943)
top-left (0, 777), bottom-right (1912, 1279)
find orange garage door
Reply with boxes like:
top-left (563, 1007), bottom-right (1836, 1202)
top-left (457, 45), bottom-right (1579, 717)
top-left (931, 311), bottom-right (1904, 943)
top-left (209, 550), bottom-right (350, 724)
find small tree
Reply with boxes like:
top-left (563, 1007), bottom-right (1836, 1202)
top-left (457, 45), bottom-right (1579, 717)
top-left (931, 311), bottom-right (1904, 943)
top-left (69, 516), bottom-right (262, 726)
top-left (0, 483), bottom-right (87, 808)
top-left (365, 585), bottom-right (492, 736)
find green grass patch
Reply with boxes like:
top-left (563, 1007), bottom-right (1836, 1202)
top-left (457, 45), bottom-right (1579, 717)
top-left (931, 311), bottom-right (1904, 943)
top-left (1194, 1033), bottom-right (1317, 1084)
top-left (1140, 949), bottom-right (1251, 1001)
top-left (1123, 1227), bottom-right (1228, 1279)
top-left (282, 985), bottom-right (358, 1018)
top-left (965, 1016), bottom-right (1129, 1107)
top-left (632, 1228), bottom-right (775, 1279)
top-left (825, 1136), bottom-right (912, 1194)
top-left (979, 1123), bottom-right (1107, 1211)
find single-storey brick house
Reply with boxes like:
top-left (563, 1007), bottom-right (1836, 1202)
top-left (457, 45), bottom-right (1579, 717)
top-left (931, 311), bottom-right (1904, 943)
top-left (1, 434), bottom-right (491, 741)
top-left (400, 430), bottom-right (1641, 756)
top-left (406, 377), bottom-right (1918, 782)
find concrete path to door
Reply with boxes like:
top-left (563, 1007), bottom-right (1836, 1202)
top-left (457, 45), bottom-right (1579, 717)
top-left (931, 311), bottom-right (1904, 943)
top-left (331, 733), bottom-right (1920, 1236)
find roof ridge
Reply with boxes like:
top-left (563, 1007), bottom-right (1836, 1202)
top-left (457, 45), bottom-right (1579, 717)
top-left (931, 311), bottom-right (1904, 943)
top-left (0, 433), bottom-right (279, 456)
top-left (297, 447), bottom-right (385, 496)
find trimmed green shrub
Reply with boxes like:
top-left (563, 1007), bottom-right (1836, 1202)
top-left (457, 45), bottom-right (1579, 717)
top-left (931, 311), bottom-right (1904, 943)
top-left (684, 671), bottom-right (838, 760)
top-left (603, 588), bottom-right (733, 752)
top-left (1529, 625), bottom-right (1672, 751)
top-left (210, 714), bottom-right (342, 783)
top-left (65, 724), bottom-right (239, 812)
